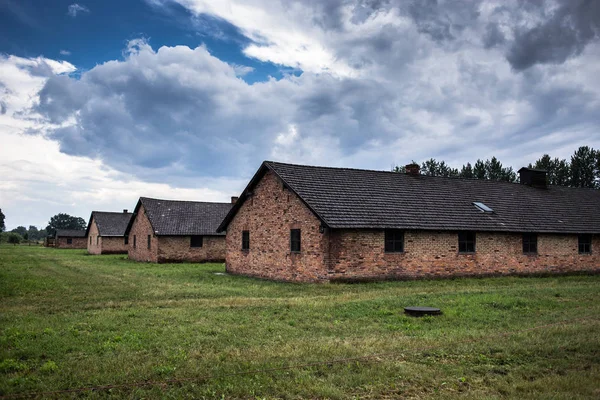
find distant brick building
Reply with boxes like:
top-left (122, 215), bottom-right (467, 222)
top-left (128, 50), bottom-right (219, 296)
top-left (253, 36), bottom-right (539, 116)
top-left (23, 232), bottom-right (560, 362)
top-left (54, 229), bottom-right (87, 249)
top-left (86, 210), bottom-right (133, 254)
top-left (217, 161), bottom-right (600, 282)
top-left (125, 197), bottom-right (233, 263)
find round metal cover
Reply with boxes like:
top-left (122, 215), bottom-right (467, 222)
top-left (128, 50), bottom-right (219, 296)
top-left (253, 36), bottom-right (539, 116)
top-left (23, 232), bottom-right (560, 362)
top-left (404, 306), bottom-right (442, 316)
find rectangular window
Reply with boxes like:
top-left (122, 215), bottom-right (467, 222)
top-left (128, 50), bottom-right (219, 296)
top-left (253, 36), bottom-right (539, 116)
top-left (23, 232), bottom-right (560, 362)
top-left (522, 233), bottom-right (537, 254)
top-left (190, 235), bottom-right (203, 248)
top-left (242, 230), bottom-right (250, 250)
top-left (458, 231), bottom-right (476, 253)
top-left (290, 229), bottom-right (301, 252)
top-left (579, 234), bottom-right (592, 254)
top-left (384, 229), bottom-right (404, 253)
top-left (89, 236), bottom-right (92, 245)
top-left (133, 235), bottom-right (136, 249)
top-left (67, 238), bottom-right (73, 245)
top-left (147, 235), bottom-right (151, 249)
top-left (124, 236), bottom-right (129, 245)
top-left (96, 236), bottom-right (99, 245)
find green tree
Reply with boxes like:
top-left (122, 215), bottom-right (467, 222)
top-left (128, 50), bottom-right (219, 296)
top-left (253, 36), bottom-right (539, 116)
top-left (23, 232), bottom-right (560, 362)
top-left (531, 154), bottom-right (571, 186)
top-left (0, 208), bottom-right (5, 232)
top-left (7, 233), bottom-right (21, 246)
top-left (45, 213), bottom-right (86, 236)
top-left (459, 163), bottom-right (474, 179)
top-left (11, 226), bottom-right (27, 237)
top-left (570, 146), bottom-right (597, 188)
top-left (27, 226), bottom-right (43, 241)
top-left (473, 159), bottom-right (487, 179)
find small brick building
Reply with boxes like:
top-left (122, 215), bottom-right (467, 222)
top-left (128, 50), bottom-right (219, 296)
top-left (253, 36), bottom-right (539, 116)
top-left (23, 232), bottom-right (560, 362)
top-left (217, 161), bottom-right (600, 282)
top-left (125, 197), bottom-right (233, 263)
top-left (54, 229), bottom-right (87, 249)
top-left (86, 210), bottom-right (133, 254)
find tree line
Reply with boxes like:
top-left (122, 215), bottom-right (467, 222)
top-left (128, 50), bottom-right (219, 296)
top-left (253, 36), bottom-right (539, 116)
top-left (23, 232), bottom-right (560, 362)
top-left (0, 209), bottom-right (86, 245)
top-left (393, 146), bottom-right (600, 188)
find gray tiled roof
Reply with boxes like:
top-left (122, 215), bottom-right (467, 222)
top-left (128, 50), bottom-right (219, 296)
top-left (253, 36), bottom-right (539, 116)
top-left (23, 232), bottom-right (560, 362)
top-left (132, 197), bottom-right (232, 236)
top-left (218, 161), bottom-right (600, 234)
top-left (55, 229), bottom-right (86, 238)
top-left (86, 211), bottom-right (133, 237)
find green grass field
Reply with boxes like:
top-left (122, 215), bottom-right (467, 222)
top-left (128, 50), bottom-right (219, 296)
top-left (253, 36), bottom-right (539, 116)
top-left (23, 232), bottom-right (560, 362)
top-left (1, 245), bottom-right (599, 399)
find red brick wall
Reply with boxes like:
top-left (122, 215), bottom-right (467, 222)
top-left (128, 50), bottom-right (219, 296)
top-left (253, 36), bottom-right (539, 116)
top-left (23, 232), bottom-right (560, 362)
top-left (87, 217), bottom-right (101, 254)
top-left (224, 171), bottom-right (600, 282)
top-left (55, 236), bottom-right (87, 249)
top-left (225, 170), bottom-right (329, 282)
top-left (88, 217), bottom-right (128, 255)
top-left (328, 230), bottom-right (600, 281)
top-left (156, 235), bottom-right (226, 263)
top-left (127, 205), bottom-right (159, 262)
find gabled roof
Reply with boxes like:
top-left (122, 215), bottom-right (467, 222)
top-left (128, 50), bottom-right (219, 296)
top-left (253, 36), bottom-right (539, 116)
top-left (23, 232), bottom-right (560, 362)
top-left (55, 229), bottom-right (86, 238)
top-left (217, 161), bottom-right (600, 234)
top-left (125, 197), bottom-right (232, 236)
top-left (85, 211), bottom-right (133, 237)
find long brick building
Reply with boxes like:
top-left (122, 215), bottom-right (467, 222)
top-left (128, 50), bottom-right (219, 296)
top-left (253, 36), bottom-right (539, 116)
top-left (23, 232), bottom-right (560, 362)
top-left (86, 210), bottom-right (133, 254)
top-left (217, 161), bottom-right (600, 282)
top-left (54, 229), bottom-right (87, 249)
top-left (125, 197), bottom-right (233, 263)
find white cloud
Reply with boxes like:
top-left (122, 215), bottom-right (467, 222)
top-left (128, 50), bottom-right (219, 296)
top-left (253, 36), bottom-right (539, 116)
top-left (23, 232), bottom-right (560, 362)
top-left (67, 3), bottom-right (90, 17)
top-left (60, 50), bottom-right (72, 56)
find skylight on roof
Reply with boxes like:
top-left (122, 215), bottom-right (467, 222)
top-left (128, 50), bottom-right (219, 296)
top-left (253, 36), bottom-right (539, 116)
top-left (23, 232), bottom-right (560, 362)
top-left (473, 202), bottom-right (494, 213)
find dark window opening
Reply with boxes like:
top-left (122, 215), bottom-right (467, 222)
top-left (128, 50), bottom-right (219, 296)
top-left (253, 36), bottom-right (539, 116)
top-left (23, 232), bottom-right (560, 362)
top-left (124, 236), bottom-right (129, 245)
top-left (133, 235), bottom-right (137, 249)
top-left (96, 236), bottom-right (99, 245)
top-left (458, 231), bottom-right (476, 253)
top-left (522, 233), bottom-right (537, 254)
top-left (147, 235), bottom-right (151, 249)
top-left (89, 236), bottom-right (92, 245)
top-left (67, 238), bottom-right (73, 245)
top-left (190, 235), bottom-right (203, 248)
top-left (579, 234), bottom-right (592, 254)
top-left (290, 229), bottom-right (301, 252)
top-left (242, 230), bottom-right (250, 250)
top-left (384, 230), bottom-right (404, 253)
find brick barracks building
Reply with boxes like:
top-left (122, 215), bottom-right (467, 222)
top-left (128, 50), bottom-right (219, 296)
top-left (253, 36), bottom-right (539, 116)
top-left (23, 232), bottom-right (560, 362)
top-left (86, 210), bottom-right (133, 255)
top-left (125, 197), bottom-right (233, 263)
top-left (54, 229), bottom-right (87, 249)
top-left (217, 161), bottom-right (600, 282)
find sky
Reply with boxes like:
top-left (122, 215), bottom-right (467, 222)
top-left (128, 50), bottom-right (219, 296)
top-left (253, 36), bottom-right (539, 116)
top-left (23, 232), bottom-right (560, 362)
top-left (1, 0), bottom-right (599, 230)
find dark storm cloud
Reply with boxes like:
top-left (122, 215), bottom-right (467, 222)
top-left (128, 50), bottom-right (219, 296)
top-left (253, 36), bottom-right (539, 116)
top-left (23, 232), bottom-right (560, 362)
top-left (507, 0), bottom-right (600, 70)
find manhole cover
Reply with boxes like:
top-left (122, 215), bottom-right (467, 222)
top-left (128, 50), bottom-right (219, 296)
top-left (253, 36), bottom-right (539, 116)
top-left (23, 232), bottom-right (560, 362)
top-left (404, 306), bottom-right (442, 316)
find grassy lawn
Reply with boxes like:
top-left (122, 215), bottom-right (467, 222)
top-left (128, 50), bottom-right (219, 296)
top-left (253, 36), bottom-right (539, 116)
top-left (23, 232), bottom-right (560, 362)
top-left (1, 245), bottom-right (599, 399)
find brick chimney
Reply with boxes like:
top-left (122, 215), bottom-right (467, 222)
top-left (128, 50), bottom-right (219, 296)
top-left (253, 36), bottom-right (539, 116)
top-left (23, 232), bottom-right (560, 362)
top-left (518, 167), bottom-right (547, 188)
top-left (123, 209), bottom-right (128, 213)
top-left (231, 196), bottom-right (239, 204)
top-left (405, 163), bottom-right (420, 176)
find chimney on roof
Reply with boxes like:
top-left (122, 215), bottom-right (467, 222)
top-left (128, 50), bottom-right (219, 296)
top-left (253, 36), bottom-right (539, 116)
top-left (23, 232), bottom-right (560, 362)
top-left (518, 167), bottom-right (547, 188)
top-left (231, 196), bottom-right (239, 204)
top-left (123, 209), bottom-right (128, 213)
top-left (405, 163), bottom-right (420, 176)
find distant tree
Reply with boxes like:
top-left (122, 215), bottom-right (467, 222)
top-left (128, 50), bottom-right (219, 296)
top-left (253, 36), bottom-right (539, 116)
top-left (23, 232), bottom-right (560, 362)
top-left (0, 208), bottom-right (5, 232)
top-left (27, 226), bottom-right (43, 241)
top-left (459, 163), bottom-right (474, 179)
top-left (570, 146), bottom-right (597, 188)
top-left (531, 154), bottom-right (571, 186)
top-left (473, 159), bottom-right (487, 179)
top-left (11, 226), bottom-right (27, 237)
top-left (45, 213), bottom-right (86, 236)
top-left (7, 233), bottom-right (21, 246)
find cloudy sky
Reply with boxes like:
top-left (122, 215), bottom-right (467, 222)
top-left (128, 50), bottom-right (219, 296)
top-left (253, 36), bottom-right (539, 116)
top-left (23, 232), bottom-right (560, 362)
top-left (1, 0), bottom-right (599, 230)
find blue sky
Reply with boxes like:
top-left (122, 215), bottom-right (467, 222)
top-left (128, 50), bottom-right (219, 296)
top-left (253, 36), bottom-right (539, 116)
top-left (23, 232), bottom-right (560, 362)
top-left (1, 0), bottom-right (599, 230)
top-left (0, 0), bottom-right (290, 83)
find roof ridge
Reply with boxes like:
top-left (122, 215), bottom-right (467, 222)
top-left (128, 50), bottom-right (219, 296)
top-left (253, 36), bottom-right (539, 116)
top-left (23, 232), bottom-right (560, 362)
top-left (140, 196), bottom-right (231, 205)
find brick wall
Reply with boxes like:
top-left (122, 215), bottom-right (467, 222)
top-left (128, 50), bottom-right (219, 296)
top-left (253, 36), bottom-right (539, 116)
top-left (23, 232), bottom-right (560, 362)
top-left (55, 236), bottom-right (87, 249)
top-left (156, 235), bottom-right (226, 263)
top-left (224, 172), bottom-right (600, 282)
top-left (127, 204), bottom-right (159, 262)
top-left (328, 230), bottom-right (600, 281)
top-left (226, 170), bottom-right (329, 282)
top-left (87, 217), bottom-right (101, 254)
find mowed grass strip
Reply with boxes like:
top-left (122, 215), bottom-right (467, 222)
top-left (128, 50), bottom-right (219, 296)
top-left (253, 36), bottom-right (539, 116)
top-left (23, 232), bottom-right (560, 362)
top-left (0, 245), bottom-right (599, 399)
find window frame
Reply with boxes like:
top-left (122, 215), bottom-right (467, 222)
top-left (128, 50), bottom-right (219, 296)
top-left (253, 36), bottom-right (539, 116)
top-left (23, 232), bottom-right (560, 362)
top-left (290, 229), bottom-right (301, 253)
top-left (124, 236), bottom-right (129, 245)
top-left (190, 235), bottom-right (203, 248)
top-left (133, 235), bottom-right (136, 249)
top-left (147, 235), bottom-right (151, 249)
top-left (578, 234), bottom-right (592, 254)
top-left (242, 230), bottom-right (250, 251)
top-left (89, 236), bottom-right (92, 245)
top-left (458, 231), bottom-right (476, 253)
top-left (96, 236), bottom-right (99, 245)
top-left (67, 238), bottom-right (73, 245)
top-left (522, 233), bottom-right (538, 254)
top-left (384, 229), bottom-right (404, 253)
